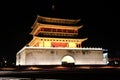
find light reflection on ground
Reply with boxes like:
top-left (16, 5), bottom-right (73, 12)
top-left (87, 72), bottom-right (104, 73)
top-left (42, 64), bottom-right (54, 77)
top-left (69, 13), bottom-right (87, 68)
top-left (0, 65), bottom-right (119, 80)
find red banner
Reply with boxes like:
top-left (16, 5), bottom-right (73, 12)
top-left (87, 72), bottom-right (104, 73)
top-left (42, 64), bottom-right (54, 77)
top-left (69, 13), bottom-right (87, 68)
top-left (51, 42), bottom-right (67, 47)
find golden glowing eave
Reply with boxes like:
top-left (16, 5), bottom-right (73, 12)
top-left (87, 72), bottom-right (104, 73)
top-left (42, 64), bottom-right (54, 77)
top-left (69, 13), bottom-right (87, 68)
top-left (30, 23), bottom-right (40, 35)
top-left (38, 23), bottom-right (82, 29)
top-left (28, 36), bottom-right (88, 46)
top-left (31, 15), bottom-right (39, 29)
top-left (38, 16), bottom-right (80, 24)
top-left (31, 15), bottom-right (81, 29)
top-left (30, 23), bottom-right (83, 35)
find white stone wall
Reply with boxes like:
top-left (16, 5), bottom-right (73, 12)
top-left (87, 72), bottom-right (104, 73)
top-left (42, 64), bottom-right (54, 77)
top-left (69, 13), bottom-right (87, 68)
top-left (16, 47), bottom-right (107, 65)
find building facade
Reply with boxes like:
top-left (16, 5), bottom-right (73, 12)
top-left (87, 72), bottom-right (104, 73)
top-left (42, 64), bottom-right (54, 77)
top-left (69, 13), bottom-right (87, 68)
top-left (16, 15), bottom-right (108, 65)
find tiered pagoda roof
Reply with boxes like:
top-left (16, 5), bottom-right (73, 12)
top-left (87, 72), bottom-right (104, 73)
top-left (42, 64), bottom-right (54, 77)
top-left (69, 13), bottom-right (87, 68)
top-left (30, 15), bottom-right (83, 37)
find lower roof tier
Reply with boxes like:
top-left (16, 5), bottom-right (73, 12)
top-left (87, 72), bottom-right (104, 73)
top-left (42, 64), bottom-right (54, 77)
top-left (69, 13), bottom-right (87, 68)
top-left (28, 36), bottom-right (88, 48)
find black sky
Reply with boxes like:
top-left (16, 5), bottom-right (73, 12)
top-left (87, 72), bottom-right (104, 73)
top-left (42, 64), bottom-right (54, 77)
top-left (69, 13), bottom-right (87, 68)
top-left (0, 0), bottom-right (120, 62)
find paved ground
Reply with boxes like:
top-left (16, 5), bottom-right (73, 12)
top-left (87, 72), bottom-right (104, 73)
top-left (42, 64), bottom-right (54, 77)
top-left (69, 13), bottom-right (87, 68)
top-left (0, 65), bottom-right (120, 79)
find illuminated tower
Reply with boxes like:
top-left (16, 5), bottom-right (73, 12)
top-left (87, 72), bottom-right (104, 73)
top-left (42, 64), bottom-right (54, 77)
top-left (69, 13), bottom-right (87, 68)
top-left (28, 16), bottom-right (87, 48)
top-left (16, 15), bottom-right (108, 65)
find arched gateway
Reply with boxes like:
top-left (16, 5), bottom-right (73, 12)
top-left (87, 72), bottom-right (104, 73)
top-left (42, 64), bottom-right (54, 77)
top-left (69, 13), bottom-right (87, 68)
top-left (61, 55), bottom-right (75, 65)
top-left (16, 15), bottom-right (108, 65)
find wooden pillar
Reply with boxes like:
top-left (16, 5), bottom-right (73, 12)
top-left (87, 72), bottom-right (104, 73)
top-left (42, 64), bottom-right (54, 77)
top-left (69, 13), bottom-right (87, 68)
top-left (43, 41), bottom-right (44, 47)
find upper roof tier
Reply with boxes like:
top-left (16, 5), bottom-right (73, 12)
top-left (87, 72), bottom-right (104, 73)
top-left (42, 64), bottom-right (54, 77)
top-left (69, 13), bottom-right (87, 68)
top-left (31, 15), bottom-right (81, 29)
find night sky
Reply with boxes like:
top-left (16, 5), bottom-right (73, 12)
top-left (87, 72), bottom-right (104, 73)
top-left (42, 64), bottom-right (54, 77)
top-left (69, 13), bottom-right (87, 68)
top-left (0, 0), bottom-right (120, 62)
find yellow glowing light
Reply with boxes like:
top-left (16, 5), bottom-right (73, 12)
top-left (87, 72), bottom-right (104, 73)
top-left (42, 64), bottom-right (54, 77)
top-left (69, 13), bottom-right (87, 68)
top-left (62, 56), bottom-right (75, 63)
top-left (69, 42), bottom-right (76, 48)
top-left (44, 41), bottom-right (51, 47)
